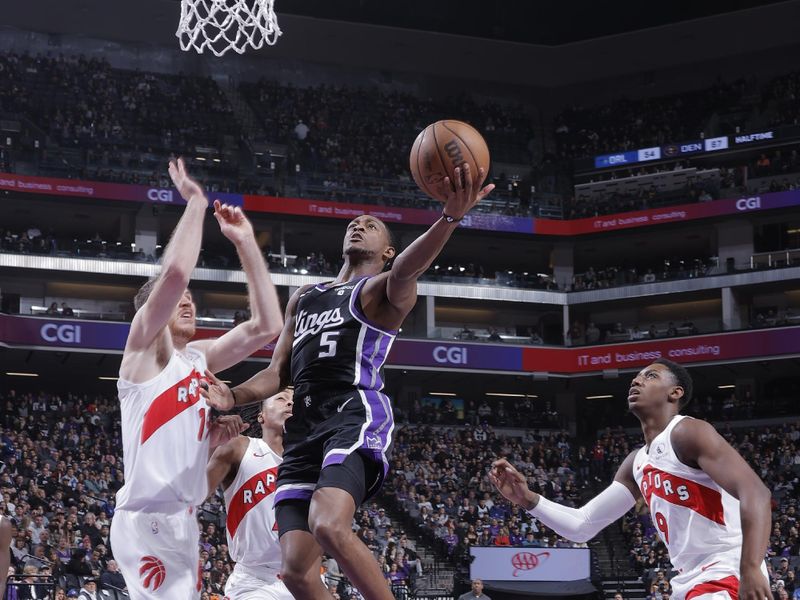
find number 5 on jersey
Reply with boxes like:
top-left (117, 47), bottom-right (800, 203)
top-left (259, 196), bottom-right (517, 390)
top-left (319, 331), bottom-right (339, 358)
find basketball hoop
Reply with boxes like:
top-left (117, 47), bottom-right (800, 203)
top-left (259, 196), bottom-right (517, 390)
top-left (177, 0), bottom-right (281, 57)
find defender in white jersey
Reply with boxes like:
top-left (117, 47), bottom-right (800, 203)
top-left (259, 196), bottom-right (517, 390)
top-left (206, 389), bottom-right (295, 600)
top-left (491, 359), bottom-right (772, 600)
top-left (111, 159), bottom-right (283, 600)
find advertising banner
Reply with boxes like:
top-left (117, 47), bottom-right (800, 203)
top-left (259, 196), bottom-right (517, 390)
top-left (3, 315), bottom-right (800, 375)
top-left (0, 172), bottom-right (244, 207)
top-left (243, 194), bottom-right (533, 234)
top-left (2, 172), bottom-right (800, 237)
top-left (469, 547), bottom-right (590, 582)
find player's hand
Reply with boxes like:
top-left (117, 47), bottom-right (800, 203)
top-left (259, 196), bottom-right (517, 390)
top-left (738, 567), bottom-right (772, 600)
top-left (168, 157), bottom-right (207, 203)
top-left (489, 458), bottom-right (538, 510)
top-left (442, 164), bottom-right (495, 221)
top-left (208, 414), bottom-right (248, 448)
top-left (213, 200), bottom-right (255, 246)
top-left (200, 369), bottom-right (235, 411)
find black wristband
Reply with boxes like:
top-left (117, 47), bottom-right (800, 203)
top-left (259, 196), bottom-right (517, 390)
top-left (441, 211), bottom-right (463, 223)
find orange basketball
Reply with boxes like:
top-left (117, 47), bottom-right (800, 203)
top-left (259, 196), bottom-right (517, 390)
top-left (409, 120), bottom-right (490, 202)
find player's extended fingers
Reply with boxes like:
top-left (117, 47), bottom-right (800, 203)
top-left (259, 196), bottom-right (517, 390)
top-left (443, 176), bottom-right (453, 197)
top-left (462, 163), bottom-right (473, 199)
top-left (492, 457), bottom-right (513, 470)
top-left (453, 166), bottom-right (463, 193)
top-left (479, 183), bottom-right (496, 200)
top-left (204, 369), bottom-right (222, 386)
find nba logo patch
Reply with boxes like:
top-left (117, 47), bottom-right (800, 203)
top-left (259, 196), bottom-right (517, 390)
top-left (304, 396), bottom-right (312, 407)
top-left (151, 520), bottom-right (159, 535)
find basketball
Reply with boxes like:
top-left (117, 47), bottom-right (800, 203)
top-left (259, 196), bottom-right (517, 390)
top-left (409, 120), bottom-right (491, 202)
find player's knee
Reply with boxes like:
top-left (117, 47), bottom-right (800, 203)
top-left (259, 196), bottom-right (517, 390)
top-left (309, 515), bottom-right (352, 553)
top-left (280, 562), bottom-right (314, 593)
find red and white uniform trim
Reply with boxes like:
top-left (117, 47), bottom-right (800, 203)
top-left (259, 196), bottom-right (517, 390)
top-left (116, 346), bottom-right (211, 511)
top-left (632, 415), bottom-right (767, 600)
top-left (223, 438), bottom-right (283, 576)
top-left (223, 438), bottom-right (294, 599)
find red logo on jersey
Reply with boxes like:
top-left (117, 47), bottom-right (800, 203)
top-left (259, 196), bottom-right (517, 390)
top-left (139, 555), bottom-right (166, 591)
top-left (141, 369), bottom-right (204, 444)
top-left (226, 466), bottom-right (279, 537)
top-left (639, 465), bottom-right (725, 525)
top-left (511, 552), bottom-right (550, 577)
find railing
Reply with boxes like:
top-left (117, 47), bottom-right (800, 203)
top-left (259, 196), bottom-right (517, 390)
top-left (6, 575), bottom-right (56, 598)
top-left (751, 248), bottom-right (800, 269)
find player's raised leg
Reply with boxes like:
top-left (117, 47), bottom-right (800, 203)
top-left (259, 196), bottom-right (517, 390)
top-left (309, 487), bottom-right (393, 600)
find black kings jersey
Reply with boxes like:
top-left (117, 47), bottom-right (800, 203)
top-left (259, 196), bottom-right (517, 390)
top-left (290, 277), bottom-right (397, 394)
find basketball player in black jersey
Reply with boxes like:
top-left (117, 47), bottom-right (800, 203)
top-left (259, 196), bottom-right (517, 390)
top-left (202, 163), bottom-right (494, 600)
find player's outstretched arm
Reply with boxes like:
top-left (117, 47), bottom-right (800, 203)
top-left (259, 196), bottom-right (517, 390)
top-left (376, 164), bottom-right (494, 322)
top-left (200, 286), bottom-right (308, 410)
top-left (0, 516), bottom-right (12, 598)
top-left (125, 158), bottom-right (208, 353)
top-left (191, 201), bottom-right (283, 373)
top-left (671, 419), bottom-right (772, 600)
top-left (490, 455), bottom-right (638, 543)
top-left (206, 435), bottom-right (248, 496)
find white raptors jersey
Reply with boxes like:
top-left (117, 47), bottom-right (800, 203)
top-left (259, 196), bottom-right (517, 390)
top-left (632, 415), bottom-right (743, 575)
top-left (223, 437), bottom-right (282, 573)
top-left (116, 346), bottom-right (211, 511)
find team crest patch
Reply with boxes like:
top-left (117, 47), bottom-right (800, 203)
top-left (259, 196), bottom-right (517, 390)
top-left (139, 555), bottom-right (166, 591)
top-left (365, 434), bottom-right (383, 450)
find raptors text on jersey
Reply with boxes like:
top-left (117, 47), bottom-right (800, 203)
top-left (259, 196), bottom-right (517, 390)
top-left (632, 415), bottom-right (742, 575)
top-left (116, 346), bottom-right (211, 510)
top-left (223, 438), bottom-right (282, 573)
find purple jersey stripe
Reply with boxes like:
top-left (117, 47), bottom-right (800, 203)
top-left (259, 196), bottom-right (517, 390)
top-left (370, 332), bottom-right (394, 390)
top-left (357, 327), bottom-right (382, 388)
top-left (274, 488), bottom-right (314, 505)
top-left (349, 278), bottom-right (398, 336)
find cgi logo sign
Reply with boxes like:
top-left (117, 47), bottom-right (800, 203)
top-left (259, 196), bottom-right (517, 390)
top-left (40, 323), bottom-right (82, 344)
top-left (735, 197), bottom-right (761, 211)
top-left (147, 188), bottom-right (174, 203)
top-left (433, 346), bottom-right (468, 365)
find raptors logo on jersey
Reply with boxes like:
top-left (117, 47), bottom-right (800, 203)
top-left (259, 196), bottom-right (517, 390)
top-left (223, 438), bottom-right (283, 572)
top-left (290, 277), bottom-right (396, 394)
top-left (139, 555), bottom-right (166, 591)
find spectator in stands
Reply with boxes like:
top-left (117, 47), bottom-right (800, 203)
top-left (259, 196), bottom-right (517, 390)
top-left (77, 577), bottom-right (98, 600)
top-left (60, 303), bottom-right (74, 317)
top-left (458, 579), bottom-right (491, 600)
top-left (585, 322), bottom-right (600, 344)
top-left (99, 559), bottom-right (125, 593)
top-left (45, 303), bottom-right (59, 316)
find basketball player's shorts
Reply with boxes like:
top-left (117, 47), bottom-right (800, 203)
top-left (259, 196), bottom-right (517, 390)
top-left (224, 565), bottom-right (294, 600)
top-left (111, 505), bottom-right (200, 600)
top-left (668, 559), bottom-right (769, 600)
top-left (274, 387), bottom-right (394, 536)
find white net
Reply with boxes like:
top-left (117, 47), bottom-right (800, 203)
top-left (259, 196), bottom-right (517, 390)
top-left (177, 0), bottom-right (282, 57)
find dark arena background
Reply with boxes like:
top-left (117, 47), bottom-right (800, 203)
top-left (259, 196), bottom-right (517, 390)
top-left (2, 1), bottom-right (800, 599)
